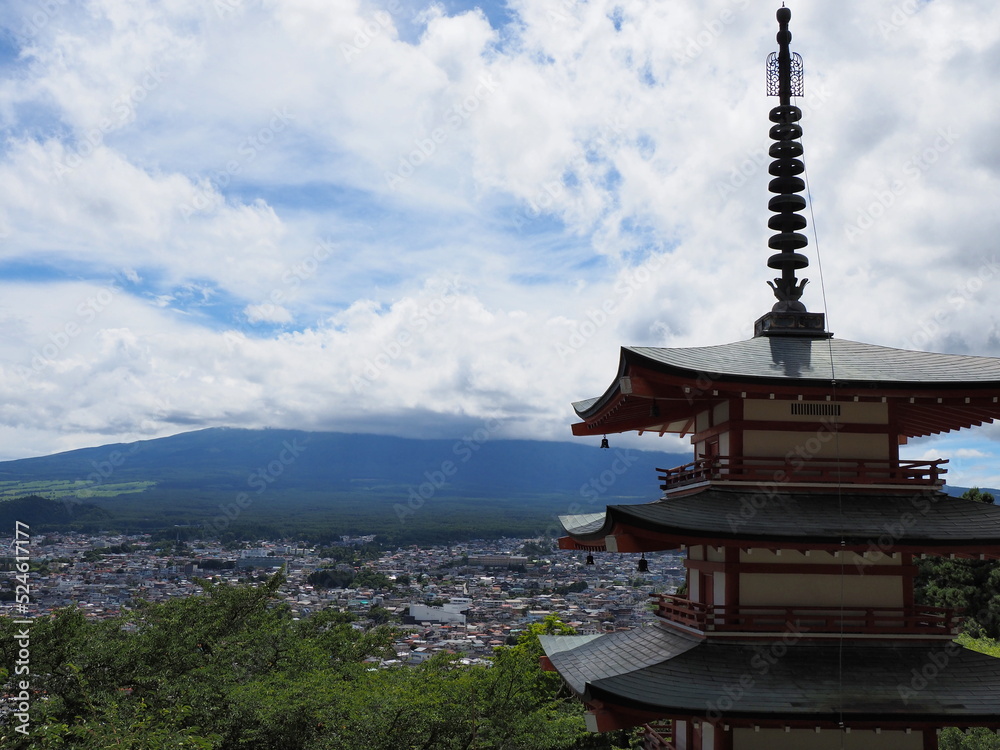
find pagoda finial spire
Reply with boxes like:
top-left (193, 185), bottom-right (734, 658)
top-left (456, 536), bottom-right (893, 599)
top-left (754, 6), bottom-right (830, 338)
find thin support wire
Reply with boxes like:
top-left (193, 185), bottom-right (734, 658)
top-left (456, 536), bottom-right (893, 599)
top-left (797, 113), bottom-right (847, 745)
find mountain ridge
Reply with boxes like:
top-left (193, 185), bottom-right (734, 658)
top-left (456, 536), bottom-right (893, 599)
top-left (1, 428), bottom-right (993, 541)
top-left (0, 426), bottom-right (682, 498)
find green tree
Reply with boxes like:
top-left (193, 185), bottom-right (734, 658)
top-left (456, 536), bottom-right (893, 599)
top-left (0, 580), bottom-right (633, 750)
top-left (940, 730), bottom-right (1000, 750)
top-left (351, 566), bottom-right (392, 590)
top-left (961, 488), bottom-right (996, 505)
top-left (916, 488), bottom-right (1000, 638)
top-left (939, 634), bottom-right (1000, 749)
top-left (367, 605), bottom-right (394, 625)
top-left (307, 565), bottom-right (354, 588)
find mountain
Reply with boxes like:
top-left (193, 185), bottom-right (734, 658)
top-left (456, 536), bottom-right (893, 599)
top-left (0, 427), bottom-right (683, 498)
top-left (5, 428), bottom-right (991, 542)
top-left (0, 428), bottom-right (688, 541)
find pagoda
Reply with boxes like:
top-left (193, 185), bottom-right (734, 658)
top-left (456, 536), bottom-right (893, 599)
top-left (540, 8), bottom-right (1000, 749)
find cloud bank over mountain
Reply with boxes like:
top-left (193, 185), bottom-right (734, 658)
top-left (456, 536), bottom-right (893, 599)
top-left (2, 0), bottom-right (999, 486)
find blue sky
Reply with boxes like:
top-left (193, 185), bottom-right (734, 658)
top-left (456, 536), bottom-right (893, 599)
top-left (1, 0), bottom-right (1000, 488)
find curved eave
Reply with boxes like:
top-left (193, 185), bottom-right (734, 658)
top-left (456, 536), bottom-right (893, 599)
top-left (542, 624), bottom-right (1000, 726)
top-left (557, 489), bottom-right (1000, 554)
top-left (572, 341), bottom-right (1000, 438)
top-left (628, 337), bottom-right (1000, 387)
top-left (571, 348), bottom-right (630, 420)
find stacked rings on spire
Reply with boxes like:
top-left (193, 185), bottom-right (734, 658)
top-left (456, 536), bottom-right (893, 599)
top-left (766, 104), bottom-right (809, 269)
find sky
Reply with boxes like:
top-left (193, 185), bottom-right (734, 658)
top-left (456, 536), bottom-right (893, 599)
top-left (1, 0), bottom-right (1000, 487)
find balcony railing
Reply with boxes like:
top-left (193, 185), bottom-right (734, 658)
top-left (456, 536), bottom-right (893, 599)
top-left (651, 593), bottom-right (963, 635)
top-left (657, 456), bottom-right (947, 491)
top-left (642, 721), bottom-right (676, 750)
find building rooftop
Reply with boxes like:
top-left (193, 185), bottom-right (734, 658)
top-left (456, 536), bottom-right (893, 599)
top-left (627, 337), bottom-right (1000, 387)
top-left (571, 337), bottom-right (1000, 438)
top-left (541, 624), bottom-right (1000, 724)
top-left (559, 487), bottom-right (1000, 553)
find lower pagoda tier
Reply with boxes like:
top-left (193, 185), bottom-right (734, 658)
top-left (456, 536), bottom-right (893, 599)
top-left (558, 487), bottom-right (1000, 556)
top-left (539, 624), bottom-right (1000, 732)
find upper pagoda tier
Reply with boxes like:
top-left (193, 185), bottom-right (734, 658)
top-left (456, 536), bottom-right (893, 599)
top-left (545, 8), bottom-right (1000, 744)
top-left (573, 336), bottom-right (1000, 441)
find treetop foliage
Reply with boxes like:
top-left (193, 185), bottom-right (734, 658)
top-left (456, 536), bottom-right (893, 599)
top-left (0, 574), bottom-right (634, 750)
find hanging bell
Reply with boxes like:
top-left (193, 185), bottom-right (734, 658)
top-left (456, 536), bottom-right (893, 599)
top-left (637, 554), bottom-right (649, 573)
top-left (586, 553), bottom-right (595, 565)
top-left (600, 435), bottom-right (610, 449)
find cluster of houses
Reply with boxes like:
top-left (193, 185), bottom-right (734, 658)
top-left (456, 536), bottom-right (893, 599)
top-left (0, 531), bottom-right (684, 664)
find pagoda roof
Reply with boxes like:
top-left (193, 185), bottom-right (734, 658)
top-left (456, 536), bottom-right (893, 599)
top-left (559, 488), bottom-right (1000, 553)
top-left (539, 624), bottom-right (1000, 724)
top-left (572, 336), bottom-right (1000, 437)
top-left (629, 337), bottom-right (1000, 387)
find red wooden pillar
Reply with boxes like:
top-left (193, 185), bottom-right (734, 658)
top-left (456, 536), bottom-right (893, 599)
top-left (729, 398), bottom-right (744, 463)
top-left (700, 571), bottom-right (714, 608)
top-left (923, 728), bottom-right (939, 750)
top-left (901, 552), bottom-right (915, 609)
top-left (691, 719), bottom-right (703, 749)
top-left (724, 545), bottom-right (740, 609)
top-left (887, 400), bottom-right (901, 465)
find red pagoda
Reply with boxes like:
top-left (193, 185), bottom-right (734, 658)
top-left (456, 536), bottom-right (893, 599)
top-left (540, 8), bottom-right (1000, 749)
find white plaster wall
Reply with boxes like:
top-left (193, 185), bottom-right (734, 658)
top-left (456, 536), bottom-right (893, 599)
top-left (740, 573), bottom-right (902, 608)
top-left (743, 430), bottom-right (888, 460)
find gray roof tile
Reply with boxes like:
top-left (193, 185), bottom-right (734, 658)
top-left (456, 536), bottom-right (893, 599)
top-left (627, 337), bottom-right (1000, 385)
top-left (542, 624), bottom-right (1000, 721)
top-left (561, 488), bottom-right (1000, 547)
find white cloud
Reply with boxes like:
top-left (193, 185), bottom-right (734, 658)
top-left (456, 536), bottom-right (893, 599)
top-left (0, 0), bottom-right (999, 487)
top-left (244, 303), bottom-right (293, 324)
